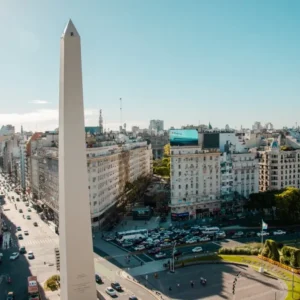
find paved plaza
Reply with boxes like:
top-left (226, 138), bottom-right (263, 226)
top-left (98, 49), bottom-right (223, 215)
top-left (136, 263), bottom-right (287, 300)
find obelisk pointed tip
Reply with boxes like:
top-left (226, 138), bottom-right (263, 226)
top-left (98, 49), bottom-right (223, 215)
top-left (62, 19), bottom-right (80, 38)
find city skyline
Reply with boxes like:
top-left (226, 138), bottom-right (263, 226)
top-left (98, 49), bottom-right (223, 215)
top-left (1, 1), bottom-right (300, 131)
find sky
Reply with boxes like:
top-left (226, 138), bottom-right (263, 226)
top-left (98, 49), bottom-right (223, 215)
top-left (0, 0), bottom-right (300, 132)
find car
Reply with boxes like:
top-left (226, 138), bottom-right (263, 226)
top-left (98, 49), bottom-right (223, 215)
top-left (199, 237), bottom-right (210, 242)
top-left (192, 247), bottom-right (203, 253)
top-left (28, 208), bottom-right (32, 212)
top-left (111, 282), bottom-right (122, 291)
top-left (148, 247), bottom-right (161, 254)
top-left (155, 252), bottom-right (166, 259)
top-left (273, 230), bottom-right (286, 235)
top-left (26, 215), bottom-right (31, 220)
top-left (95, 274), bottom-right (103, 284)
top-left (25, 202), bottom-right (29, 207)
top-left (134, 245), bottom-right (145, 251)
top-left (28, 251), bottom-right (34, 259)
top-left (18, 209), bottom-right (23, 213)
top-left (174, 250), bottom-right (183, 257)
top-left (24, 230), bottom-right (29, 235)
top-left (105, 236), bottom-right (115, 242)
top-left (33, 222), bottom-right (38, 227)
top-left (19, 246), bottom-right (26, 254)
top-left (9, 252), bottom-right (19, 260)
top-left (186, 238), bottom-right (197, 244)
top-left (129, 296), bottom-right (138, 300)
top-left (18, 234), bottom-right (23, 240)
top-left (106, 287), bottom-right (117, 297)
top-left (122, 242), bottom-right (133, 248)
top-left (6, 291), bottom-right (14, 300)
top-left (257, 231), bottom-right (269, 237)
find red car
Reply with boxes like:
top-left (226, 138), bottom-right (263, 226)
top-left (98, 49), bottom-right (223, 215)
top-left (148, 247), bottom-right (161, 254)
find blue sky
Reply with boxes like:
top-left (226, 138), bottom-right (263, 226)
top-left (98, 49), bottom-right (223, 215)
top-left (1, 0), bottom-right (300, 132)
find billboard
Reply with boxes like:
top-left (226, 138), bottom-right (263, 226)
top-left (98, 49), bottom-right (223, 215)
top-left (203, 133), bottom-right (220, 149)
top-left (170, 129), bottom-right (198, 146)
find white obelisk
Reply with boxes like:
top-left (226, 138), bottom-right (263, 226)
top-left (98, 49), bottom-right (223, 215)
top-left (59, 19), bottom-right (96, 300)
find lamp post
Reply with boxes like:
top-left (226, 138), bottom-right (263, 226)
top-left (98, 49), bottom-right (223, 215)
top-left (171, 242), bottom-right (176, 273)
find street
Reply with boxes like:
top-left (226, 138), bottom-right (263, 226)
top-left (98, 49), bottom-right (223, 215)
top-left (0, 176), bottom-right (159, 300)
top-left (0, 186), bottom-right (58, 300)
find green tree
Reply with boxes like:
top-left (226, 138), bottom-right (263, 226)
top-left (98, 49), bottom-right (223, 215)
top-left (275, 187), bottom-right (300, 223)
top-left (164, 143), bottom-right (170, 157)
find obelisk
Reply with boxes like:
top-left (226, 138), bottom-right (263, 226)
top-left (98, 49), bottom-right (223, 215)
top-left (58, 19), bottom-right (96, 299)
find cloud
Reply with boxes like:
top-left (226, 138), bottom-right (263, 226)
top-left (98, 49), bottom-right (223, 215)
top-left (29, 100), bottom-right (50, 104)
top-left (0, 109), bottom-right (147, 132)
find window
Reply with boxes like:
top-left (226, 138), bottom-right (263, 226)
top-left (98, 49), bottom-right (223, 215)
top-left (178, 185), bottom-right (181, 189)
top-left (178, 165), bottom-right (181, 169)
top-left (178, 171), bottom-right (181, 176)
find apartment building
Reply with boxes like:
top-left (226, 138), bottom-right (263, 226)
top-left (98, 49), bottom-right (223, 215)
top-left (231, 152), bottom-right (259, 197)
top-left (29, 134), bottom-right (153, 229)
top-left (259, 140), bottom-right (300, 191)
top-left (170, 146), bottom-right (221, 221)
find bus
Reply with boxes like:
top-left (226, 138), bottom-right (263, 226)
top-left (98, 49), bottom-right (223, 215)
top-left (28, 276), bottom-right (40, 300)
top-left (116, 229), bottom-right (148, 239)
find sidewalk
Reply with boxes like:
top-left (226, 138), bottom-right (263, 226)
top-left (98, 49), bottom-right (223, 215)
top-left (93, 235), bottom-right (141, 268)
top-left (128, 258), bottom-right (169, 276)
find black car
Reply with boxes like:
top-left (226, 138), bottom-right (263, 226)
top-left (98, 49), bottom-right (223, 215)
top-left (129, 297), bottom-right (138, 300)
top-left (33, 222), bottom-right (38, 227)
top-left (111, 282), bottom-right (122, 291)
top-left (95, 274), bottom-right (103, 284)
top-left (19, 246), bottom-right (26, 254)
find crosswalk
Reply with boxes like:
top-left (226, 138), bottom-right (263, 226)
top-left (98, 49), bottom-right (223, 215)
top-left (19, 238), bottom-right (58, 247)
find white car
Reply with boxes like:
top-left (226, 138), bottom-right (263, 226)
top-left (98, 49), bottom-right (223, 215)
top-left (10, 252), bottom-right (19, 260)
top-left (186, 239), bottom-right (197, 244)
top-left (28, 251), bottom-right (34, 259)
top-left (192, 247), bottom-right (203, 253)
top-left (273, 230), bottom-right (286, 235)
top-left (200, 237), bottom-right (210, 242)
top-left (106, 287), bottom-right (117, 297)
top-left (134, 245), bottom-right (145, 251)
top-left (155, 252), bottom-right (166, 259)
top-left (257, 231), bottom-right (269, 237)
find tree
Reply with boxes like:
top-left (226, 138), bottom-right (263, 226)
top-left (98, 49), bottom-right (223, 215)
top-left (164, 143), bottom-right (170, 157)
top-left (275, 187), bottom-right (300, 223)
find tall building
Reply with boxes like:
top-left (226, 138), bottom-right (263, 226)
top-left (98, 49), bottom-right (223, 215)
top-left (58, 19), bottom-right (96, 299)
top-left (149, 120), bottom-right (164, 132)
top-left (170, 145), bottom-right (221, 220)
top-left (259, 139), bottom-right (300, 191)
top-left (0, 125), bottom-right (15, 136)
top-left (28, 135), bottom-right (152, 229)
top-left (170, 129), bottom-right (260, 219)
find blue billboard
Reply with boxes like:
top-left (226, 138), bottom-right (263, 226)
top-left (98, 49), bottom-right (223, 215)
top-left (170, 129), bottom-right (198, 146)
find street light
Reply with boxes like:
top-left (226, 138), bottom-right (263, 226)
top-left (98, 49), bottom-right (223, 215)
top-left (171, 242), bottom-right (176, 273)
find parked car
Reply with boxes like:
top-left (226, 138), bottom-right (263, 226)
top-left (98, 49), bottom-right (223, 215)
top-left (148, 247), bottom-right (161, 254)
top-left (155, 252), bottom-right (166, 259)
top-left (129, 296), bottom-right (138, 300)
top-left (24, 230), bottom-right (29, 235)
top-left (18, 209), bottom-right (23, 213)
top-left (95, 274), bottom-right (103, 284)
top-left (273, 230), bottom-right (286, 235)
top-left (122, 242), bottom-right (133, 248)
top-left (199, 237), bottom-right (210, 242)
top-left (134, 245), bottom-right (145, 251)
top-left (192, 247), bottom-right (203, 253)
top-left (17, 226), bottom-right (21, 231)
top-left (186, 238), bottom-right (198, 244)
top-left (33, 222), bottom-right (38, 227)
top-left (26, 215), bottom-right (31, 220)
top-left (28, 251), bottom-right (34, 259)
top-left (105, 236), bottom-right (115, 242)
top-left (111, 282), bottom-right (122, 291)
top-left (18, 234), bottom-right (23, 240)
top-left (9, 252), bottom-right (19, 260)
top-left (257, 231), bottom-right (269, 237)
top-left (106, 287), bottom-right (117, 297)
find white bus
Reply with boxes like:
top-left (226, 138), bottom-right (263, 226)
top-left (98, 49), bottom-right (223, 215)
top-left (116, 229), bottom-right (148, 239)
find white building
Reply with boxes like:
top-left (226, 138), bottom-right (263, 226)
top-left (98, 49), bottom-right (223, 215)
top-left (29, 136), bottom-right (153, 228)
top-left (170, 146), bottom-right (221, 220)
top-left (259, 139), bottom-right (300, 191)
top-left (231, 152), bottom-right (259, 198)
